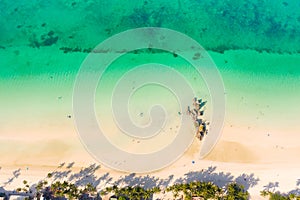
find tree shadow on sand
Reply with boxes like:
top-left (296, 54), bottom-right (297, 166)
top-left (173, 166), bottom-right (259, 190)
top-left (2, 168), bottom-right (21, 187)
top-left (66, 162), bottom-right (75, 169)
top-left (37, 164), bottom-right (260, 191)
top-left (263, 181), bottom-right (279, 192)
top-left (68, 163), bottom-right (101, 187)
top-left (288, 179), bottom-right (300, 196)
top-left (30, 163), bottom-right (103, 188)
top-left (111, 166), bottom-right (259, 191)
top-left (288, 188), bottom-right (300, 196)
top-left (97, 172), bottom-right (113, 187)
top-left (114, 174), bottom-right (162, 189)
top-left (52, 170), bottom-right (72, 181)
top-left (1, 164), bottom-right (260, 196)
top-left (235, 173), bottom-right (260, 190)
top-left (262, 180), bottom-right (300, 197)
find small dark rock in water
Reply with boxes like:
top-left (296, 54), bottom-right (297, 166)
top-left (42, 36), bottom-right (58, 46)
top-left (60, 47), bottom-right (72, 53)
top-left (71, 2), bottom-right (77, 6)
top-left (40, 34), bottom-right (46, 40)
top-left (67, 115), bottom-right (71, 118)
top-left (178, 111), bottom-right (181, 115)
top-left (83, 48), bottom-right (92, 53)
top-left (30, 31), bottom-right (59, 47)
top-left (173, 52), bottom-right (178, 57)
top-left (48, 30), bottom-right (55, 36)
top-left (73, 47), bottom-right (81, 52)
top-left (30, 41), bottom-right (38, 48)
top-left (58, 96), bottom-right (62, 100)
top-left (105, 28), bottom-right (111, 35)
top-left (41, 23), bottom-right (46, 27)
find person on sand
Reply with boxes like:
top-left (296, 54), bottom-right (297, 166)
top-left (196, 120), bottom-right (208, 141)
top-left (193, 97), bottom-right (201, 110)
top-left (201, 122), bottom-right (209, 135)
top-left (198, 124), bottom-right (205, 141)
top-left (193, 109), bottom-right (198, 120)
top-left (187, 106), bottom-right (192, 115)
top-left (196, 113), bottom-right (202, 125)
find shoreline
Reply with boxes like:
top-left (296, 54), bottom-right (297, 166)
top-left (1, 48), bottom-right (300, 198)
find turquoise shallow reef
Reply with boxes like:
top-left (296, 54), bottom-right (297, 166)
top-left (0, 0), bottom-right (300, 168)
top-left (1, 0), bottom-right (300, 52)
top-left (1, 0), bottom-right (300, 77)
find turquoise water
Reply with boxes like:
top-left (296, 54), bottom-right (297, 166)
top-left (1, 0), bottom-right (300, 76)
top-left (1, 0), bottom-right (300, 53)
top-left (0, 0), bottom-right (300, 167)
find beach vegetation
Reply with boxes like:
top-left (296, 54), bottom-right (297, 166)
top-left (166, 181), bottom-right (248, 200)
top-left (260, 190), bottom-right (300, 200)
top-left (101, 185), bottom-right (160, 200)
top-left (6, 168), bottom-right (300, 200)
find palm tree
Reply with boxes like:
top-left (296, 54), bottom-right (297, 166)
top-left (47, 173), bottom-right (52, 179)
top-left (224, 182), bottom-right (249, 200)
top-left (143, 190), bottom-right (151, 200)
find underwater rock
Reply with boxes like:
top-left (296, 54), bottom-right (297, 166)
top-left (41, 36), bottom-right (58, 46)
top-left (29, 31), bottom-right (58, 48)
